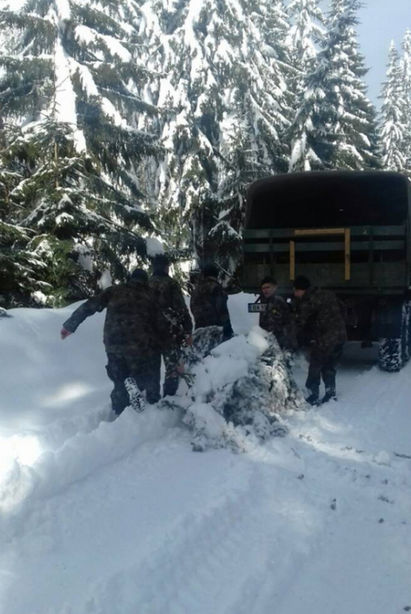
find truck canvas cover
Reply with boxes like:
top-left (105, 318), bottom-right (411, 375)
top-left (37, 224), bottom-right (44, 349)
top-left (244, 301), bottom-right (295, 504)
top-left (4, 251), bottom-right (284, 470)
top-left (245, 171), bottom-right (410, 229)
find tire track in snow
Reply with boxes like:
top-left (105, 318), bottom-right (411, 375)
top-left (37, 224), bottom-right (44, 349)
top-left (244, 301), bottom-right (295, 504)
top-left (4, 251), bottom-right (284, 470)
top-left (0, 407), bottom-right (183, 539)
top-left (248, 400), bottom-right (411, 614)
top-left (85, 474), bottom-right (263, 613)
top-left (84, 465), bottom-right (320, 614)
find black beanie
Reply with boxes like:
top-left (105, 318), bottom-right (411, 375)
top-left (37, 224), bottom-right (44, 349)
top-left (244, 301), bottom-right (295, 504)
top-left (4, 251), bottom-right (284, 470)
top-left (293, 275), bottom-right (311, 290)
top-left (130, 268), bottom-right (148, 283)
top-left (260, 276), bottom-right (277, 287)
top-left (152, 254), bottom-right (170, 272)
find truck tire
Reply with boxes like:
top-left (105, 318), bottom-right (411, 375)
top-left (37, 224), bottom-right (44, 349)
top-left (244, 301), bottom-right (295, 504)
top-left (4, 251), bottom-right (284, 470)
top-left (402, 301), bottom-right (411, 364)
top-left (377, 300), bottom-right (411, 372)
top-left (378, 337), bottom-right (403, 372)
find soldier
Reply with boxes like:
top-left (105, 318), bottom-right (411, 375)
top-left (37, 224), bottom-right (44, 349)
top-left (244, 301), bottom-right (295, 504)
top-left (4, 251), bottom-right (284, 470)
top-left (190, 263), bottom-right (234, 341)
top-left (149, 254), bottom-right (193, 397)
top-left (60, 268), bottom-right (170, 415)
top-left (293, 275), bottom-right (347, 405)
top-left (258, 276), bottom-right (297, 351)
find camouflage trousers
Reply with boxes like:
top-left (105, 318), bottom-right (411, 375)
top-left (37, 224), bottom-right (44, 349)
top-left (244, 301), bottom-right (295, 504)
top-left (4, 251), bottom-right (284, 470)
top-left (305, 343), bottom-right (344, 396)
top-left (163, 347), bottom-right (182, 397)
top-left (106, 352), bottom-right (161, 415)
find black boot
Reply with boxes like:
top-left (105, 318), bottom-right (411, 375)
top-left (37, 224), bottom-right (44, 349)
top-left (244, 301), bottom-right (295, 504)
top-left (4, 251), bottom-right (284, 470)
top-left (111, 387), bottom-right (129, 416)
top-left (163, 376), bottom-right (179, 397)
top-left (305, 392), bottom-right (320, 406)
top-left (321, 388), bottom-right (337, 404)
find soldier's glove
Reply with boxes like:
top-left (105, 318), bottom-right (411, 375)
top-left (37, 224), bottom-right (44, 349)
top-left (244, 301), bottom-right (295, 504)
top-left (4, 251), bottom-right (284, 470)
top-left (61, 327), bottom-right (72, 340)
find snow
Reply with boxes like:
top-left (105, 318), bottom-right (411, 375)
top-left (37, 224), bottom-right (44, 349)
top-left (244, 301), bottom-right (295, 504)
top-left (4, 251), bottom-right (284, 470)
top-left (1, 294), bottom-right (411, 613)
top-left (74, 24), bottom-right (97, 46)
top-left (74, 26), bottom-right (133, 63)
top-left (54, 0), bottom-right (71, 22)
top-left (188, 335), bottom-right (255, 400)
top-left (99, 34), bottom-right (132, 62)
top-left (73, 243), bottom-right (93, 272)
top-left (101, 97), bottom-right (125, 127)
top-left (76, 63), bottom-right (99, 98)
top-left (52, 33), bottom-right (86, 152)
top-left (146, 236), bottom-right (165, 257)
top-left (31, 290), bottom-right (48, 306)
top-left (53, 42), bottom-right (77, 126)
top-left (98, 270), bottom-right (112, 290)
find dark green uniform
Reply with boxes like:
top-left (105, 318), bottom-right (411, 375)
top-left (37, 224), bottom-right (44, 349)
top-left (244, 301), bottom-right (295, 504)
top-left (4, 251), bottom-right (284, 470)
top-left (259, 295), bottom-right (297, 351)
top-left (63, 278), bottom-right (170, 413)
top-left (149, 272), bottom-right (193, 396)
top-left (190, 277), bottom-right (233, 340)
top-left (296, 287), bottom-right (347, 401)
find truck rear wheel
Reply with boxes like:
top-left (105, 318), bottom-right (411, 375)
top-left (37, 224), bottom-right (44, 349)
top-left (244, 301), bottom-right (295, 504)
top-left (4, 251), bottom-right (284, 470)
top-left (378, 301), bottom-right (411, 372)
top-left (401, 301), bottom-right (411, 364)
top-left (378, 337), bottom-right (403, 372)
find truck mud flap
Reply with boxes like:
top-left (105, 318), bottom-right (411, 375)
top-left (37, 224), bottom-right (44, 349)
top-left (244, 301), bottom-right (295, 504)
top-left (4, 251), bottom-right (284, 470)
top-left (374, 300), bottom-right (404, 339)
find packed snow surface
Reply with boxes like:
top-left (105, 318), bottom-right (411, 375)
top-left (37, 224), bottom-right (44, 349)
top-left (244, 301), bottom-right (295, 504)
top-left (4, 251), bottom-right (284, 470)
top-left (0, 294), bottom-right (410, 614)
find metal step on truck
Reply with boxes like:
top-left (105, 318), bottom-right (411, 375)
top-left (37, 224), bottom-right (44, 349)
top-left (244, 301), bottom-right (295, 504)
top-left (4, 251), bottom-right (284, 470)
top-left (242, 170), bottom-right (411, 372)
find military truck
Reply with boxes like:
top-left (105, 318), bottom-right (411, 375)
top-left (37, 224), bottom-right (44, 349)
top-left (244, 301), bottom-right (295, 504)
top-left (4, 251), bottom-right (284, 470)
top-left (242, 170), bottom-right (411, 371)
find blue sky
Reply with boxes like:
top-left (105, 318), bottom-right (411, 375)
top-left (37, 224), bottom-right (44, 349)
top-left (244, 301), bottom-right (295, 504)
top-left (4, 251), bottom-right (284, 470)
top-left (356, 0), bottom-right (410, 105)
top-left (321, 0), bottom-right (410, 106)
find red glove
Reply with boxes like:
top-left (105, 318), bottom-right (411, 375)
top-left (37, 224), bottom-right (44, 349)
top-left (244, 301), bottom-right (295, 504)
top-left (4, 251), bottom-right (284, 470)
top-left (61, 328), bottom-right (72, 340)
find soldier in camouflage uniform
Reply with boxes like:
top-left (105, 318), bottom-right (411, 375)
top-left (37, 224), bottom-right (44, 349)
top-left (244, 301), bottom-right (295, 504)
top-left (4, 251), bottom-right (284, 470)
top-left (190, 264), bottom-right (234, 341)
top-left (258, 276), bottom-right (297, 351)
top-left (61, 269), bottom-right (170, 415)
top-left (149, 254), bottom-right (193, 397)
top-left (294, 275), bottom-right (347, 405)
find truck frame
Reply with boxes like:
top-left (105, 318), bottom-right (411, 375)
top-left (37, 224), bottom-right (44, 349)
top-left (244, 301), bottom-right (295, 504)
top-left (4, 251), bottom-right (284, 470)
top-left (242, 170), bottom-right (411, 371)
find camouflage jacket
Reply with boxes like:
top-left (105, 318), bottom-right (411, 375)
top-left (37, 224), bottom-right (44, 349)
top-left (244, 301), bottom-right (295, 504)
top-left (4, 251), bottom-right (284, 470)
top-left (259, 294), bottom-right (297, 350)
top-left (190, 277), bottom-right (233, 338)
top-left (296, 287), bottom-right (347, 355)
top-left (149, 273), bottom-right (192, 343)
top-left (63, 279), bottom-right (171, 355)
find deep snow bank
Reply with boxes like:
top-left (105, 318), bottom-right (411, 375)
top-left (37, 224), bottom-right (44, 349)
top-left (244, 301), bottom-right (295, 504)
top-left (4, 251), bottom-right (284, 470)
top-left (0, 296), bottom-right (301, 524)
top-left (1, 296), bottom-right (411, 614)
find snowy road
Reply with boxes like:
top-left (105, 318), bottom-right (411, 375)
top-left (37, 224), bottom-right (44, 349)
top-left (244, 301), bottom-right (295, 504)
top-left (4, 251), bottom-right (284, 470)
top-left (1, 299), bottom-right (410, 614)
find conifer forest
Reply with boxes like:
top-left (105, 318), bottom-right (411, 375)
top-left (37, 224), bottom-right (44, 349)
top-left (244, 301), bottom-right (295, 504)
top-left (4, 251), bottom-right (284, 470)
top-left (0, 0), bottom-right (410, 307)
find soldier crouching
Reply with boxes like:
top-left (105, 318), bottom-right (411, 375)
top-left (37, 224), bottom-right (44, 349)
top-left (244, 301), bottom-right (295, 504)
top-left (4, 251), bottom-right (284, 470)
top-left (258, 276), bottom-right (297, 352)
top-left (190, 263), bottom-right (234, 341)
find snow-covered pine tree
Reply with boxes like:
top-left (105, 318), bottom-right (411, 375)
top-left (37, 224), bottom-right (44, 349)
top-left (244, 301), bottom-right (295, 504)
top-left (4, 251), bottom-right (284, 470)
top-left (139, 0), bottom-right (293, 280)
top-left (0, 119), bottom-right (52, 305)
top-left (379, 42), bottom-right (407, 173)
top-left (205, 0), bottom-right (293, 281)
top-left (138, 0), bottom-right (225, 266)
top-left (0, 0), bottom-right (160, 306)
top-left (400, 30), bottom-right (411, 177)
top-left (226, 0), bottom-right (293, 177)
top-left (0, 215), bottom-right (47, 308)
top-left (321, 0), bottom-right (379, 169)
top-left (288, 0), bottom-right (379, 171)
top-left (286, 0), bottom-right (325, 171)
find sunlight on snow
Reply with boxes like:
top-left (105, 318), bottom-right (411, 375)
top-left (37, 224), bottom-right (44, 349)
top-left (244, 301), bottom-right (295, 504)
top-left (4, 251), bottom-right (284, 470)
top-left (0, 435), bottom-right (43, 513)
top-left (41, 382), bottom-right (94, 407)
top-left (0, 434), bottom-right (42, 467)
